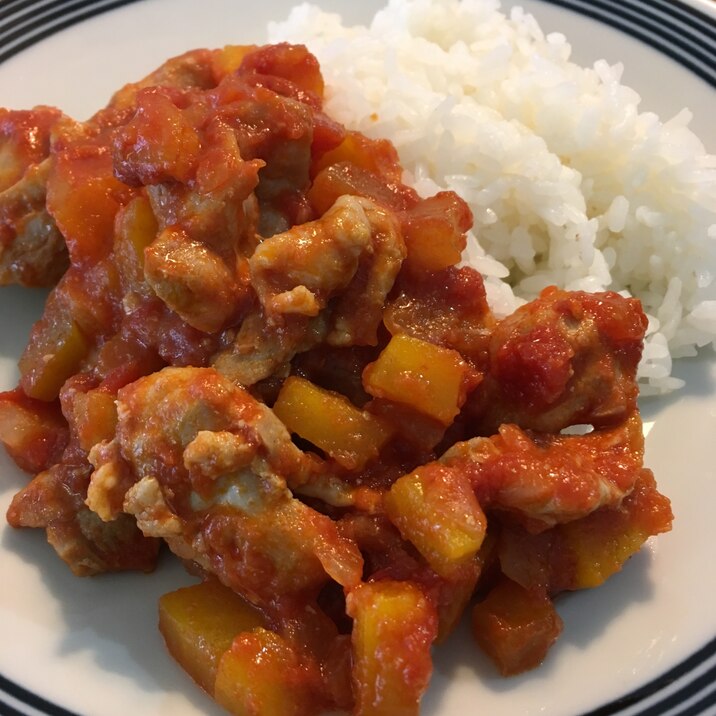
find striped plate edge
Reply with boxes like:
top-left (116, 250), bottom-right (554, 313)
top-left (0, 0), bottom-right (715, 714)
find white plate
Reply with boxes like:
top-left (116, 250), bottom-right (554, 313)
top-left (1, 1), bottom-right (715, 715)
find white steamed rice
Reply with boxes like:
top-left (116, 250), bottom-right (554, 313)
top-left (269, 0), bottom-right (716, 394)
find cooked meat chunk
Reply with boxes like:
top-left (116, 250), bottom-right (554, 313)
top-left (440, 411), bottom-right (645, 528)
top-left (467, 287), bottom-right (647, 434)
top-left (143, 227), bottom-right (242, 333)
top-left (383, 264), bottom-right (495, 365)
top-left (0, 107), bottom-right (69, 286)
top-left (104, 48), bottom-right (218, 113)
top-left (7, 462), bottom-right (159, 575)
top-left (212, 312), bottom-right (327, 388)
top-left (87, 366), bottom-right (363, 603)
top-left (249, 195), bottom-right (374, 319)
top-left (214, 195), bottom-right (405, 386)
top-left (0, 107), bottom-right (63, 191)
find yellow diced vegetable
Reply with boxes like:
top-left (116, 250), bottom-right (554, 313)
top-left (401, 192), bottom-right (470, 272)
top-left (19, 309), bottom-right (89, 401)
top-left (347, 580), bottom-right (437, 716)
top-left (158, 580), bottom-right (264, 695)
top-left (273, 376), bottom-right (392, 469)
top-left (113, 195), bottom-right (158, 291)
top-left (561, 511), bottom-right (649, 590)
top-left (211, 45), bottom-right (258, 82)
top-left (362, 334), bottom-right (475, 425)
top-left (117, 194), bottom-right (157, 267)
top-left (384, 463), bottom-right (486, 578)
top-left (312, 131), bottom-right (401, 181)
top-left (560, 470), bottom-right (672, 590)
top-left (214, 628), bottom-right (320, 716)
top-left (565, 523), bottom-right (646, 590)
top-left (73, 390), bottom-right (118, 452)
top-left (471, 577), bottom-right (563, 676)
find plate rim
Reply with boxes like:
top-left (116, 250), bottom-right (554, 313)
top-left (0, 1), bottom-right (715, 715)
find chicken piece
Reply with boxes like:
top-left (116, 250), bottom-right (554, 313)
top-left (212, 312), bottom-right (328, 387)
top-left (0, 158), bottom-right (68, 286)
top-left (0, 107), bottom-right (63, 191)
top-left (112, 89), bottom-right (202, 187)
top-left (249, 195), bottom-right (405, 339)
top-left (103, 42), bottom-right (321, 244)
top-left (250, 195), bottom-right (372, 319)
top-left (439, 411), bottom-right (645, 528)
top-left (112, 366), bottom-right (307, 499)
top-left (88, 366), bottom-right (363, 604)
top-left (214, 195), bottom-right (404, 387)
top-left (85, 439), bottom-right (137, 521)
top-left (109, 95), bottom-right (264, 333)
top-left (143, 227), bottom-right (243, 333)
top-left (146, 171), bottom-right (260, 262)
top-left (467, 286), bottom-right (647, 434)
top-left (6, 462), bottom-right (159, 576)
top-left (114, 91), bottom-right (263, 256)
top-left (117, 296), bottom-right (222, 370)
top-left (0, 110), bottom-right (68, 281)
top-left (383, 265), bottom-right (495, 366)
top-left (326, 198), bottom-right (407, 347)
top-left (212, 73), bottom-right (315, 236)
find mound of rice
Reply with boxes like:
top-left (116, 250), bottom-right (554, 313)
top-left (269, 0), bottom-right (716, 394)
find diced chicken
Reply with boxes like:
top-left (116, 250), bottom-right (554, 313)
top-left (214, 196), bottom-right (405, 387)
top-left (249, 195), bottom-right (373, 319)
top-left (326, 198), bottom-right (406, 346)
top-left (7, 462), bottom-right (159, 575)
top-left (440, 411), bottom-right (646, 528)
top-left (87, 366), bottom-right (363, 603)
top-left (0, 159), bottom-right (67, 286)
top-left (104, 49), bottom-right (218, 113)
top-left (467, 287), bottom-right (647, 434)
top-left (143, 227), bottom-right (242, 333)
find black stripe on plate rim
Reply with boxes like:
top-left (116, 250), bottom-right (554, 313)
top-left (616, 0), bottom-right (716, 40)
top-left (541, 0), bottom-right (716, 87)
top-left (0, 673), bottom-right (78, 716)
top-left (0, 0), bottom-right (715, 715)
top-left (0, 698), bottom-right (35, 716)
top-left (581, 0), bottom-right (716, 57)
top-left (0, 695), bottom-right (37, 716)
top-left (0, 0), bottom-right (123, 45)
top-left (582, 636), bottom-right (716, 715)
top-left (677, 689), bottom-right (716, 716)
top-left (0, 0), bottom-right (93, 25)
top-left (0, 0), bottom-right (59, 23)
top-left (641, 661), bottom-right (716, 715)
top-left (0, 0), bottom-right (144, 65)
top-left (644, 0), bottom-right (716, 32)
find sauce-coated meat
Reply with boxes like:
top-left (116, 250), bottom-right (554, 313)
top-left (467, 286), bottom-right (647, 434)
top-left (89, 366), bottom-right (363, 604)
top-left (0, 108), bottom-right (69, 286)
